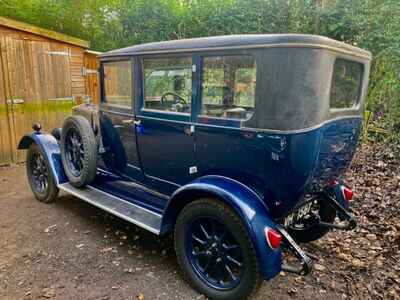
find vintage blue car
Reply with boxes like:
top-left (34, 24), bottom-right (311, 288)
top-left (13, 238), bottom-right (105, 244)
top-left (19, 34), bottom-right (371, 300)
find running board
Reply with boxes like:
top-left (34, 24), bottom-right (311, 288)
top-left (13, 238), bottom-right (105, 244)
top-left (58, 183), bottom-right (162, 235)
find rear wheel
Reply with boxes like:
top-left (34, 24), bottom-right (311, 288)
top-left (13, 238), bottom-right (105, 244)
top-left (26, 143), bottom-right (59, 203)
top-left (174, 199), bottom-right (261, 300)
top-left (60, 116), bottom-right (97, 187)
top-left (288, 198), bottom-right (336, 243)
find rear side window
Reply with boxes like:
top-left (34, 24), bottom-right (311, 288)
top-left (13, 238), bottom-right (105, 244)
top-left (330, 59), bottom-right (363, 109)
top-left (103, 60), bottom-right (132, 109)
top-left (201, 55), bottom-right (256, 120)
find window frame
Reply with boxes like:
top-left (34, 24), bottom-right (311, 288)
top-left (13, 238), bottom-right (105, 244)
top-left (100, 57), bottom-right (135, 115)
top-left (138, 54), bottom-right (195, 122)
top-left (197, 53), bottom-right (257, 127)
top-left (329, 57), bottom-right (364, 112)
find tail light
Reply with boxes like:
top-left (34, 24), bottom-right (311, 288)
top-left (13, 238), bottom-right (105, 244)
top-left (265, 228), bottom-right (282, 250)
top-left (342, 186), bottom-right (353, 202)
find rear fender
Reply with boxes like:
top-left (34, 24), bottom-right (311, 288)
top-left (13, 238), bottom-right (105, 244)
top-left (161, 175), bottom-right (282, 280)
top-left (18, 133), bottom-right (67, 185)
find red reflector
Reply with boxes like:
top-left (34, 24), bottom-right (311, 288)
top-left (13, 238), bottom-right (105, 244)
top-left (265, 228), bottom-right (282, 250)
top-left (343, 186), bottom-right (353, 202)
top-left (329, 179), bottom-right (339, 187)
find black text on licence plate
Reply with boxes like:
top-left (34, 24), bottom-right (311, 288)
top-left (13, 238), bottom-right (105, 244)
top-left (283, 201), bottom-right (314, 227)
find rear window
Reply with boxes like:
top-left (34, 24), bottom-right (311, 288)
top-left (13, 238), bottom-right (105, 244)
top-left (330, 59), bottom-right (363, 109)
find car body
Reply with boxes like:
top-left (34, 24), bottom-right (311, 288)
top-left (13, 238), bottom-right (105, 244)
top-left (19, 34), bottom-right (371, 299)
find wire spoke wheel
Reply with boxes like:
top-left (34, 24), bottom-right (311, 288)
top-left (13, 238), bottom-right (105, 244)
top-left (26, 143), bottom-right (59, 203)
top-left (65, 127), bottom-right (84, 177)
top-left (29, 151), bottom-right (48, 194)
top-left (60, 116), bottom-right (97, 188)
top-left (186, 217), bottom-right (244, 290)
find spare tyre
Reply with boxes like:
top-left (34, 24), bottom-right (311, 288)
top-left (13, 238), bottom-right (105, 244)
top-left (60, 115), bottom-right (97, 187)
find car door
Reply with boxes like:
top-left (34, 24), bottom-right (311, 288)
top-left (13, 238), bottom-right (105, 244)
top-left (99, 58), bottom-right (143, 181)
top-left (135, 56), bottom-right (196, 194)
top-left (194, 54), bottom-right (260, 183)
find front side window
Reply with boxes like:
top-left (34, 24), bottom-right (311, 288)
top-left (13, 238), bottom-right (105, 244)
top-left (201, 55), bottom-right (256, 120)
top-left (330, 59), bottom-right (363, 109)
top-left (143, 57), bottom-right (192, 114)
top-left (103, 60), bottom-right (132, 109)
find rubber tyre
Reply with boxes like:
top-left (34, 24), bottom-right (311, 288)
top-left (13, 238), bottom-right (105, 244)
top-left (288, 199), bottom-right (336, 243)
top-left (26, 143), bottom-right (59, 203)
top-left (174, 199), bottom-right (262, 300)
top-left (60, 115), bottom-right (97, 188)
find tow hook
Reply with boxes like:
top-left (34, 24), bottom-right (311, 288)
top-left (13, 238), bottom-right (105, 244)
top-left (276, 225), bottom-right (313, 275)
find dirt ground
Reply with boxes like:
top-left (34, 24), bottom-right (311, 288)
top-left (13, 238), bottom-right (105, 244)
top-left (0, 144), bottom-right (399, 300)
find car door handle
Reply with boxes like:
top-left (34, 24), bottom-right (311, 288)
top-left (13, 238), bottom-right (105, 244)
top-left (122, 119), bottom-right (134, 124)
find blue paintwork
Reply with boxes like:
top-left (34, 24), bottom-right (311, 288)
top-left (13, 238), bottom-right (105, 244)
top-left (18, 132), bottom-right (67, 185)
top-left (194, 117), bottom-right (362, 220)
top-left (99, 111), bottom-right (144, 181)
top-left (135, 114), bottom-right (195, 194)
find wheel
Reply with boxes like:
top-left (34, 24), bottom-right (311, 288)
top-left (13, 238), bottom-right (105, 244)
top-left (288, 198), bottom-right (336, 243)
top-left (174, 199), bottom-right (262, 300)
top-left (60, 115), bottom-right (97, 187)
top-left (26, 143), bottom-right (59, 203)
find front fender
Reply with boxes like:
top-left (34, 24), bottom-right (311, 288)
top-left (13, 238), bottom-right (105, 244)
top-left (18, 133), bottom-right (67, 185)
top-left (162, 175), bottom-right (282, 280)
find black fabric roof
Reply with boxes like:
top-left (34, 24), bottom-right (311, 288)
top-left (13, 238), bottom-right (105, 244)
top-left (101, 34), bottom-right (371, 59)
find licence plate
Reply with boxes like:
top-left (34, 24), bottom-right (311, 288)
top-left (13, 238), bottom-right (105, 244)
top-left (283, 201), bottom-right (314, 227)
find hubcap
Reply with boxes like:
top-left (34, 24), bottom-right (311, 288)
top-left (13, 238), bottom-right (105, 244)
top-left (186, 217), bottom-right (243, 290)
top-left (31, 152), bottom-right (48, 193)
top-left (65, 127), bottom-right (84, 177)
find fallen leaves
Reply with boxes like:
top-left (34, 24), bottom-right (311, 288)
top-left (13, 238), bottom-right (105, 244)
top-left (44, 225), bottom-right (57, 233)
top-left (41, 287), bottom-right (55, 298)
top-left (137, 292), bottom-right (144, 300)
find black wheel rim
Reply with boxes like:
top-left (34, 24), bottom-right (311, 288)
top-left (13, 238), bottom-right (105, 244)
top-left (30, 151), bottom-right (48, 194)
top-left (185, 217), bottom-right (244, 290)
top-left (65, 127), bottom-right (84, 177)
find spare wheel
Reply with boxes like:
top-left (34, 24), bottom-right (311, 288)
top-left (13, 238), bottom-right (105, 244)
top-left (60, 115), bottom-right (97, 187)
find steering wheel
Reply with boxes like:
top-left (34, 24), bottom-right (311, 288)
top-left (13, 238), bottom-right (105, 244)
top-left (160, 92), bottom-right (188, 107)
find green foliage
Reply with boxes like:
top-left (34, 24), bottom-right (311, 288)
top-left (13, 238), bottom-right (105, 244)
top-left (0, 0), bottom-right (399, 149)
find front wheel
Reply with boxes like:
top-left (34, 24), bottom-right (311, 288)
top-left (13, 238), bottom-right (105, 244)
top-left (26, 143), bottom-right (59, 203)
top-left (174, 199), bottom-right (261, 300)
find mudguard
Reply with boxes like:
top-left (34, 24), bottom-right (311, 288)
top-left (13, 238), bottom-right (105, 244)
top-left (18, 132), bottom-right (67, 185)
top-left (161, 175), bottom-right (282, 280)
